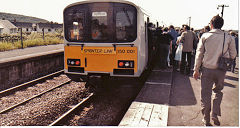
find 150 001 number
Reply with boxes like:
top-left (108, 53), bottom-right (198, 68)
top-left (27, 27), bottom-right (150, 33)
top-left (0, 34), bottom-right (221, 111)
top-left (117, 49), bottom-right (135, 54)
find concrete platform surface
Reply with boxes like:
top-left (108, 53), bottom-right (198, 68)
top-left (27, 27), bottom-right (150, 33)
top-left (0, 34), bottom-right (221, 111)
top-left (0, 44), bottom-right (63, 61)
top-left (119, 69), bottom-right (173, 127)
top-left (168, 57), bottom-right (239, 127)
top-left (119, 56), bottom-right (238, 127)
top-left (119, 102), bottom-right (168, 127)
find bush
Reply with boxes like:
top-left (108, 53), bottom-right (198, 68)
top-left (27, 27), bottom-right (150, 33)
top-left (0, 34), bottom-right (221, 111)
top-left (0, 42), bottom-right (14, 51)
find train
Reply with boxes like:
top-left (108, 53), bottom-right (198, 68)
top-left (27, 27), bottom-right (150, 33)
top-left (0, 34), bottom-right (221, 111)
top-left (63, 0), bottom-right (157, 82)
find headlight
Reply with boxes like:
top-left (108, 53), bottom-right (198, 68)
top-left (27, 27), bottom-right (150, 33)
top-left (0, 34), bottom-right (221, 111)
top-left (118, 60), bottom-right (134, 68)
top-left (67, 59), bottom-right (81, 66)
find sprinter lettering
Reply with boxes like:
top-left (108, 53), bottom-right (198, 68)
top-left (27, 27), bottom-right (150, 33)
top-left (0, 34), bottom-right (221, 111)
top-left (83, 48), bottom-right (116, 54)
top-left (104, 49), bottom-right (113, 53)
top-left (84, 49), bottom-right (102, 54)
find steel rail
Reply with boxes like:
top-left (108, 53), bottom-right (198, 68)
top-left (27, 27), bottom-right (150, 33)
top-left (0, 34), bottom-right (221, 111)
top-left (0, 80), bottom-right (71, 114)
top-left (49, 93), bottom-right (94, 126)
top-left (0, 70), bottom-right (64, 97)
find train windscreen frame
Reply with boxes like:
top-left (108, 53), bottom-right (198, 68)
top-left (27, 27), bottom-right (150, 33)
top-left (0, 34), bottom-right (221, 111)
top-left (64, 2), bottom-right (137, 43)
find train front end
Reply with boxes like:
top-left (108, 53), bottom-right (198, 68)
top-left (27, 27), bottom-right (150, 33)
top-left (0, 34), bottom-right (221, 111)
top-left (63, 1), bottom-right (145, 81)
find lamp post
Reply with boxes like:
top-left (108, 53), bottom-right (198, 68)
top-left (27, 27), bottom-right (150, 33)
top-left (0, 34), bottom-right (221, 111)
top-left (188, 17), bottom-right (191, 27)
top-left (217, 4), bottom-right (229, 17)
top-left (42, 28), bottom-right (44, 40)
top-left (20, 28), bottom-right (23, 49)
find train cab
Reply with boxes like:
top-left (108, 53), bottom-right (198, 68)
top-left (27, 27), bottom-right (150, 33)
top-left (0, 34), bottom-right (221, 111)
top-left (63, 0), bottom-right (152, 81)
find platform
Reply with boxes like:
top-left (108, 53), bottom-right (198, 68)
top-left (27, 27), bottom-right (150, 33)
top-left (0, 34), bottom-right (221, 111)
top-left (119, 68), bottom-right (173, 127)
top-left (0, 44), bottom-right (63, 61)
top-left (0, 44), bottom-right (64, 91)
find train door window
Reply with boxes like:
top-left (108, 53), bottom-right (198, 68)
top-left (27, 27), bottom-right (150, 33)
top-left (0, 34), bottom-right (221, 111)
top-left (89, 2), bottom-right (113, 42)
top-left (91, 12), bottom-right (108, 40)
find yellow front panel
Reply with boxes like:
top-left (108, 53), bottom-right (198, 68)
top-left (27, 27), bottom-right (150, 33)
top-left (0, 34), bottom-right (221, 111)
top-left (64, 46), bottom-right (138, 73)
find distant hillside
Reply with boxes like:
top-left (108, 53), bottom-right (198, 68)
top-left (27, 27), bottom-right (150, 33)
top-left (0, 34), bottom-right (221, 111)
top-left (0, 12), bottom-right (49, 23)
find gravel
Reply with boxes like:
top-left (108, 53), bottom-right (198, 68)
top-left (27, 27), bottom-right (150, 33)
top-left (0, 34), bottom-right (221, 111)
top-left (0, 74), bottom-right (69, 111)
top-left (0, 75), bottom-right (90, 126)
top-left (67, 78), bottom-right (144, 126)
top-left (0, 76), bottom-right (145, 126)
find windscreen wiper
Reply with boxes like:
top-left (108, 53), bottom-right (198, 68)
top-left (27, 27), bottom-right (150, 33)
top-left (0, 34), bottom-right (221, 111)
top-left (123, 8), bottom-right (132, 25)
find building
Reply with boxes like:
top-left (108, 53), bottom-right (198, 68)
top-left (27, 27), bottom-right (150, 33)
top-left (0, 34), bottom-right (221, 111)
top-left (12, 22), bottom-right (33, 33)
top-left (0, 25), bottom-right (3, 35)
top-left (13, 21), bottom-right (63, 33)
top-left (35, 22), bottom-right (63, 33)
top-left (0, 20), bottom-right (17, 34)
top-left (0, 20), bottom-right (63, 34)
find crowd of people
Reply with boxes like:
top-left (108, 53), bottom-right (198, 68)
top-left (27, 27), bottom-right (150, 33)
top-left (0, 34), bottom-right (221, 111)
top-left (147, 19), bottom-right (238, 75)
top-left (147, 14), bottom-right (238, 126)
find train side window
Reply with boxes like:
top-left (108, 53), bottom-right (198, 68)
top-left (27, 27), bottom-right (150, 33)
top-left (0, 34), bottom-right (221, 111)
top-left (115, 9), bottom-right (136, 42)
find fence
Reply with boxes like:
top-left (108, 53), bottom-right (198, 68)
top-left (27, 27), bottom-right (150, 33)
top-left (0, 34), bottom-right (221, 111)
top-left (0, 35), bottom-right (25, 43)
top-left (0, 28), bottom-right (63, 43)
top-left (0, 30), bottom-right (64, 51)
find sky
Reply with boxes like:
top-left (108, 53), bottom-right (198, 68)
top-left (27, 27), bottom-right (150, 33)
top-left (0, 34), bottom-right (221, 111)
top-left (0, 0), bottom-right (239, 30)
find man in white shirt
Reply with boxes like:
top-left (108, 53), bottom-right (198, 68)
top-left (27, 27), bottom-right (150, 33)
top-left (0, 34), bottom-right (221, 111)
top-left (193, 15), bottom-right (237, 126)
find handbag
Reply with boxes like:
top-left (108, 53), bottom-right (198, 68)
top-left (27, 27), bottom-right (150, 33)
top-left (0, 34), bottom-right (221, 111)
top-left (174, 43), bottom-right (182, 61)
top-left (217, 33), bottom-right (233, 71)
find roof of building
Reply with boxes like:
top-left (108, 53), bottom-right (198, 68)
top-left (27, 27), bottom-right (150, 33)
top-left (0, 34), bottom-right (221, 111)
top-left (0, 20), bottom-right (17, 29)
top-left (12, 22), bottom-right (33, 28)
top-left (38, 23), bottom-right (63, 29)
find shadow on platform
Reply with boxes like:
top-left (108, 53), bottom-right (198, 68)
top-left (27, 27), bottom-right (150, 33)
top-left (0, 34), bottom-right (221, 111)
top-left (169, 71), bottom-right (197, 106)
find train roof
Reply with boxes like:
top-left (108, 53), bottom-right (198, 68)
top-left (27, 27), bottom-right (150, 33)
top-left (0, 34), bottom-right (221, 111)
top-left (64, 0), bottom-right (141, 11)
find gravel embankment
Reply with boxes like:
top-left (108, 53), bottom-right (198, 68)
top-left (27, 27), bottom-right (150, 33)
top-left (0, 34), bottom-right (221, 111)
top-left (0, 75), bottom-right (69, 111)
top-left (0, 76), bottom-right (145, 126)
top-left (66, 78), bottom-right (144, 126)
top-left (0, 75), bottom-right (90, 126)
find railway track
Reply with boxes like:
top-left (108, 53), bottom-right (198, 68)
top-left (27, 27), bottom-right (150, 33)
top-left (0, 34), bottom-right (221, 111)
top-left (0, 71), bottom-right (145, 126)
top-left (47, 78), bottom-right (145, 126)
top-left (0, 74), bottom-right (89, 126)
top-left (49, 93), bottom-right (94, 126)
top-left (0, 70), bottom-right (72, 114)
top-left (0, 80), bottom-right (71, 114)
top-left (0, 70), bottom-right (64, 97)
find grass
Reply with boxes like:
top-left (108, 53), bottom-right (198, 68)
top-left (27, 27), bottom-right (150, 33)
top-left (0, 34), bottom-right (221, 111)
top-left (0, 33), bottom-right (63, 52)
top-left (0, 42), bottom-right (14, 51)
